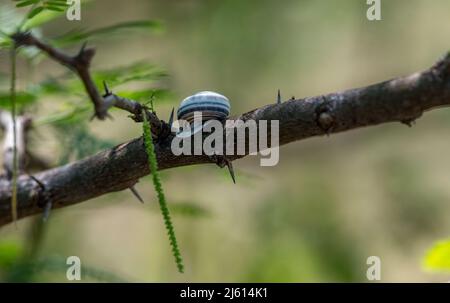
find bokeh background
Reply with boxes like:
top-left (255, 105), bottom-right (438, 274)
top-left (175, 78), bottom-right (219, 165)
top-left (0, 0), bottom-right (450, 282)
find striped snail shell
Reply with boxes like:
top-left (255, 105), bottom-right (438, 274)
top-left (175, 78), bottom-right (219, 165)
top-left (177, 91), bottom-right (230, 124)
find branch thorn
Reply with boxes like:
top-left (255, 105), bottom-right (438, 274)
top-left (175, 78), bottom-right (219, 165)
top-left (226, 160), bottom-right (236, 184)
top-left (168, 107), bottom-right (175, 129)
top-left (103, 80), bottom-right (112, 96)
top-left (29, 175), bottom-right (53, 221)
top-left (401, 119), bottom-right (416, 127)
top-left (211, 155), bottom-right (236, 184)
top-left (129, 186), bottom-right (144, 203)
top-left (106, 112), bottom-right (114, 121)
top-left (79, 41), bottom-right (88, 55)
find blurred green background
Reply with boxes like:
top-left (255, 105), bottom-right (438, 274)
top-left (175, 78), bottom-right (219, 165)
top-left (1, 0), bottom-right (450, 282)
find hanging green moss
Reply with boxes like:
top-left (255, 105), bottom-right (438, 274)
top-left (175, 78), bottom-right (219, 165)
top-left (142, 109), bottom-right (184, 273)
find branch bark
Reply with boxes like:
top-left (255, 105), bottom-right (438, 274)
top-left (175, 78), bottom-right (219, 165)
top-left (0, 52), bottom-right (449, 227)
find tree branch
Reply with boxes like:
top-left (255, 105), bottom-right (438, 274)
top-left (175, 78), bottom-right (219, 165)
top-left (0, 52), bottom-right (449, 227)
top-left (12, 32), bottom-right (107, 119)
top-left (11, 32), bottom-right (165, 133)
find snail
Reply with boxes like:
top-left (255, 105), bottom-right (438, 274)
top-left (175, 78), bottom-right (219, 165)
top-left (175, 91), bottom-right (235, 183)
top-left (177, 91), bottom-right (230, 124)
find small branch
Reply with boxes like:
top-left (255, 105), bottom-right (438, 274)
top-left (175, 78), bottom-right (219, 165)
top-left (103, 93), bottom-right (168, 137)
top-left (11, 32), bottom-right (165, 133)
top-left (12, 32), bottom-right (108, 119)
top-left (0, 52), bottom-right (449, 227)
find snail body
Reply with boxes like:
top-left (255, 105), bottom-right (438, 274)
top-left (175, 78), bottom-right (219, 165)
top-left (177, 91), bottom-right (230, 124)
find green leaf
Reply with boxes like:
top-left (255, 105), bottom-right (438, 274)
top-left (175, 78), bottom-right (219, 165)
top-left (44, 0), bottom-right (68, 7)
top-left (0, 240), bottom-right (23, 269)
top-left (34, 103), bottom-right (91, 127)
top-left (22, 0), bottom-right (92, 30)
top-left (423, 239), bottom-right (450, 272)
top-left (15, 0), bottom-right (40, 8)
top-left (116, 88), bottom-right (172, 103)
top-left (44, 5), bottom-right (64, 12)
top-left (0, 2), bottom-right (24, 34)
top-left (92, 62), bottom-right (167, 89)
top-left (0, 91), bottom-right (37, 110)
top-left (22, 9), bottom-right (62, 30)
top-left (49, 123), bottom-right (115, 165)
top-left (168, 202), bottom-right (212, 218)
top-left (53, 20), bottom-right (163, 46)
top-left (0, 36), bottom-right (13, 49)
top-left (27, 6), bottom-right (45, 19)
top-left (35, 78), bottom-right (71, 95)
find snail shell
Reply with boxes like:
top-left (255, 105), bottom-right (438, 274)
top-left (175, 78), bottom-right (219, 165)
top-left (177, 91), bottom-right (230, 124)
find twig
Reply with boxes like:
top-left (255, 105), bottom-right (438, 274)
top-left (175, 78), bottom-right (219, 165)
top-left (11, 32), bottom-right (165, 133)
top-left (12, 32), bottom-right (107, 119)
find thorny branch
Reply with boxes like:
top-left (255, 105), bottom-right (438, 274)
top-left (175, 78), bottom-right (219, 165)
top-left (11, 32), bottom-right (167, 135)
top-left (0, 31), bottom-right (449, 227)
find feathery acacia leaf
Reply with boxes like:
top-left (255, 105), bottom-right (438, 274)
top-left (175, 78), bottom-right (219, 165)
top-left (55, 124), bottom-right (115, 164)
top-left (15, 0), bottom-right (40, 8)
top-left (27, 6), bottom-right (45, 19)
top-left (116, 88), bottom-right (172, 103)
top-left (0, 91), bottom-right (37, 110)
top-left (53, 20), bottom-right (163, 47)
top-left (165, 202), bottom-right (211, 218)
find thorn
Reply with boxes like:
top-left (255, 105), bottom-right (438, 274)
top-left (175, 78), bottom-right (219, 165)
top-left (103, 80), bottom-right (111, 96)
top-left (129, 186), bottom-right (144, 203)
top-left (277, 89), bottom-right (281, 104)
top-left (79, 41), bottom-right (88, 55)
top-left (168, 107), bottom-right (174, 129)
top-left (42, 201), bottom-right (52, 222)
top-left (209, 155), bottom-right (237, 183)
top-left (106, 112), bottom-right (114, 121)
top-left (226, 160), bottom-right (236, 184)
top-left (90, 111), bottom-right (109, 121)
top-left (29, 175), bottom-right (45, 190)
top-left (401, 119), bottom-right (416, 127)
top-left (29, 175), bottom-right (52, 221)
